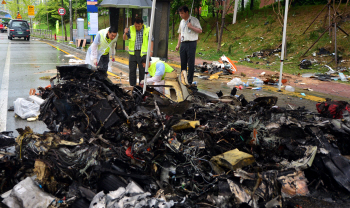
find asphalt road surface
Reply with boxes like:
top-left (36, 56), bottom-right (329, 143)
top-left (0, 33), bottom-right (75, 136)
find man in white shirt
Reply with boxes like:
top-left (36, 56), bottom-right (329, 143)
top-left (175, 5), bottom-right (202, 85)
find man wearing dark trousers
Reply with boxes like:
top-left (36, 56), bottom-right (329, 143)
top-left (123, 17), bottom-right (154, 86)
top-left (175, 5), bottom-right (202, 85)
top-left (86, 27), bottom-right (118, 77)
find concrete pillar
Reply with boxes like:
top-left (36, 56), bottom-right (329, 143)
top-left (109, 7), bottom-right (119, 29)
top-left (109, 7), bottom-right (119, 50)
top-left (153, 0), bottom-right (171, 59)
top-left (123, 8), bottom-right (125, 50)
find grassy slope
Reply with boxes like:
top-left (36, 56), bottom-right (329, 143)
top-left (169, 4), bottom-right (350, 76)
top-left (33, 4), bottom-right (350, 76)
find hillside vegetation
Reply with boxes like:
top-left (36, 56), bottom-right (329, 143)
top-left (169, 3), bottom-right (350, 76)
top-left (34, 4), bottom-right (350, 76)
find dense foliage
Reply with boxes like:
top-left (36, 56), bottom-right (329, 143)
top-left (292, 0), bottom-right (347, 6)
top-left (6, 0), bottom-right (89, 25)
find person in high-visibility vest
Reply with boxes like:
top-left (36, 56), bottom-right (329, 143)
top-left (123, 17), bottom-right (154, 86)
top-left (140, 56), bottom-right (177, 93)
top-left (85, 27), bottom-right (118, 76)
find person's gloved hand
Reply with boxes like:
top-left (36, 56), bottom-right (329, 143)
top-left (112, 57), bottom-right (115, 62)
top-left (140, 80), bottom-right (144, 85)
top-left (93, 59), bottom-right (98, 66)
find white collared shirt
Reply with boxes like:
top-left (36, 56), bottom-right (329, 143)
top-left (177, 16), bottom-right (202, 42)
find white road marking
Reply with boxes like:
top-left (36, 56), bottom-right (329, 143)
top-left (0, 43), bottom-right (11, 131)
top-left (11, 63), bottom-right (63, 65)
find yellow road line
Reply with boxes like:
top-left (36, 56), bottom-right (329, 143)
top-left (168, 63), bottom-right (181, 69)
top-left (42, 41), bottom-right (120, 78)
top-left (114, 57), bottom-right (129, 65)
top-left (42, 41), bottom-right (79, 58)
top-left (264, 85), bottom-right (326, 102)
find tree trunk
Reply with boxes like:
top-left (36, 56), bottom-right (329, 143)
top-left (216, 11), bottom-right (219, 42)
top-left (241, 0), bottom-right (244, 11)
top-left (75, 0), bottom-right (77, 28)
top-left (217, 0), bottom-right (226, 52)
top-left (46, 0), bottom-right (49, 30)
top-left (69, 0), bottom-right (73, 42)
top-left (104, 9), bottom-right (108, 28)
top-left (172, 16), bottom-right (175, 40)
top-left (250, 0), bottom-right (254, 10)
top-left (212, 0), bottom-right (215, 17)
top-left (64, 20), bottom-right (67, 41)
top-left (197, 4), bottom-right (200, 20)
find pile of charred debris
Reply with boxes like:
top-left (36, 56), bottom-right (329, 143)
top-left (1, 65), bottom-right (350, 208)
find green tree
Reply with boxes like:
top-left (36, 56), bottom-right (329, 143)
top-left (6, 0), bottom-right (38, 19)
top-left (32, 0), bottom-right (87, 29)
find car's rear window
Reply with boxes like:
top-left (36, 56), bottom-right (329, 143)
top-left (11, 21), bottom-right (29, 28)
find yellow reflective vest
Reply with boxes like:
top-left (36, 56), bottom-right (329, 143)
top-left (148, 61), bottom-right (174, 80)
top-left (98, 28), bottom-right (112, 55)
top-left (128, 25), bottom-right (150, 56)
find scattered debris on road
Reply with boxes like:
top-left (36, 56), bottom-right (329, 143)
top-left (195, 55), bottom-right (237, 75)
top-left (1, 65), bottom-right (350, 207)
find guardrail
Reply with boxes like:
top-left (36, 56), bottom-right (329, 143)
top-left (30, 29), bottom-right (52, 39)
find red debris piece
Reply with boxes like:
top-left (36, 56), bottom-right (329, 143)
top-left (125, 147), bottom-right (134, 159)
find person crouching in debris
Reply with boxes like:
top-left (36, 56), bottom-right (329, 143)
top-left (140, 56), bottom-right (177, 93)
top-left (85, 27), bottom-right (118, 76)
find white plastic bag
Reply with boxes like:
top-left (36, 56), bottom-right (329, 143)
top-left (227, 78), bottom-right (243, 86)
top-left (2, 177), bottom-right (55, 208)
top-left (14, 98), bottom-right (41, 119)
top-left (108, 59), bottom-right (112, 72)
top-left (28, 95), bottom-right (45, 105)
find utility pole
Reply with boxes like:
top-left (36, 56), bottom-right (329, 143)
top-left (69, 0), bottom-right (73, 42)
top-left (61, 0), bottom-right (64, 41)
top-left (278, 0), bottom-right (290, 91)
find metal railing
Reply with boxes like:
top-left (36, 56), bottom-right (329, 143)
top-left (30, 29), bottom-right (52, 39)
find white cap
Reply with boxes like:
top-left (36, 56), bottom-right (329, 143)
top-left (150, 57), bottom-right (160, 64)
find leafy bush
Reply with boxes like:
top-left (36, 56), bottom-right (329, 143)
top-left (292, 0), bottom-right (333, 6)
